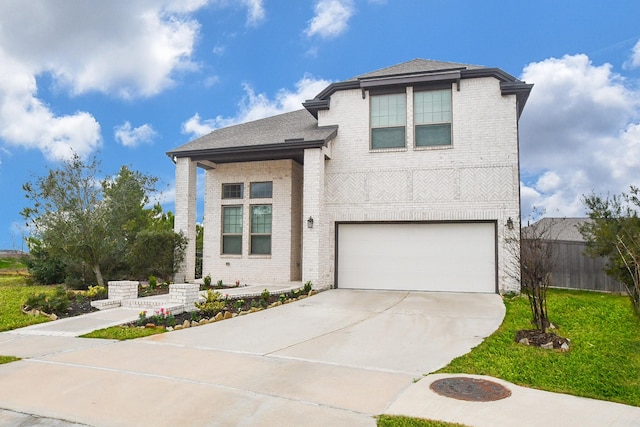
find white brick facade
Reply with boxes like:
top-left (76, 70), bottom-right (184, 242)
top-left (174, 157), bottom-right (197, 283)
top-left (202, 159), bottom-right (302, 284)
top-left (170, 61), bottom-right (528, 294)
top-left (314, 78), bottom-right (521, 292)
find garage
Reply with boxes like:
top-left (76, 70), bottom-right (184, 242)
top-left (336, 222), bottom-right (496, 293)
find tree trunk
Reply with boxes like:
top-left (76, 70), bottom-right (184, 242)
top-left (90, 263), bottom-right (104, 287)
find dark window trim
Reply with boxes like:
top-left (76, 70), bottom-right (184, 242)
top-left (221, 205), bottom-right (243, 255)
top-left (249, 204), bottom-right (272, 255)
top-left (250, 181), bottom-right (273, 199)
top-left (222, 183), bottom-right (244, 199)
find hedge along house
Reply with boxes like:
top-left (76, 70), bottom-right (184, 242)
top-left (167, 59), bottom-right (532, 294)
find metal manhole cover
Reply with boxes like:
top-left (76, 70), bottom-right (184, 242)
top-left (430, 377), bottom-right (511, 402)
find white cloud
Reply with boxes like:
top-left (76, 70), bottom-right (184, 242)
top-left (306, 0), bottom-right (355, 39)
top-left (242, 0), bottom-right (266, 26)
top-left (182, 113), bottom-right (217, 137)
top-left (182, 74), bottom-right (332, 137)
top-left (625, 39), bottom-right (640, 69)
top-left (0, 1), bottom-right (209, 161)
top-left (114, 122), bottom-right (157, 147)
top-left (519, 53), bottom-right (640, 219)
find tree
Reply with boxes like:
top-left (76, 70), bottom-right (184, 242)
top-left (22, 154), bottom-right (112, 287)
top-left (21, 155), bottom-right (181, 287)
top-left (505, 215), bottom-right (561, 332)
top-left (23, 237), bottom-right (66, 285)
top-left (581, 187), bottom-right (640, 311)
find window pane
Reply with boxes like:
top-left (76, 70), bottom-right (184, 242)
top-left (371, 127), bottom-right (406, 149)
top-left (416, 124), bottom-right (452, 147)
top-left (223, 206), bottom-right (243, 233)
top-left (250, 181), bottom-right (273, 198)
top-left (371, 93), bottom-right (406, 127)
top-left (222, 235), bottom-right (242, 254)
top-left (415, 89), bottom-right (451, 125)
top-left (251, 205), bottom-right (272, 233)
top-left (222, 183), bottom-right (243, 199)
top-left (251, 235), bottom-right (271, 255)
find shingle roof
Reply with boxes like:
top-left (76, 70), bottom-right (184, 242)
top-left (349, 58), bottom-right (486, 81)
top-left (167, 109), bottom-right (337, 158)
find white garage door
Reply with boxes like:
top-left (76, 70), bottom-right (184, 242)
top-left (337, 222), bottom-right (496, 293)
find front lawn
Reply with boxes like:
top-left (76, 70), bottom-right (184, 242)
top-left (0, 276), bottom-right (55, 331)
top-left (438, 288), bottom-right (640, 406)
top-left (377, 415), bottom-right (468, 427)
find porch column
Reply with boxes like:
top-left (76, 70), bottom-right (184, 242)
top-left (302, 148), bottom-right (325, 287)
top-left (174, 157), bottom-right (197, 283)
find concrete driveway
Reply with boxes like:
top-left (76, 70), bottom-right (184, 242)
top-left (0, 289), bottom-right (504, 426)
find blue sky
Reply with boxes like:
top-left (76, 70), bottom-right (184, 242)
top-left (1, 0), bottom-right (639, 250)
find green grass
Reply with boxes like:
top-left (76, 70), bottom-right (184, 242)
top-left (81, 325), bottom-right (166, 340)
top-left (0, 355), bottom-right (21, 364)
top-left (438, 289), bottom-right (640, 406)
top-left (0, 257), bottom-right (26, 271)
top-left (0, 275), bottom-right (55, 332)
top-left (377, 415), bottom-right (469, 427)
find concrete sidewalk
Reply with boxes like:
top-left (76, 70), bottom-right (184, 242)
top-left (1, 289), bottom-right (639, 426)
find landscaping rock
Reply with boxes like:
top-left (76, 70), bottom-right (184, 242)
top-left (175, 325), bottom-right (183, 330)
top-left (214, 312), bottom-right (224, 321)
top-left (182, 319), bottom-right (190, 328)
top-left (223, 311), bottom-right (232, 319)
top-left (560, 342), bottom-right (570, 352)
top-left (192, 320), bottom-right (199, 327)
top-left (540, 342), bottom-right (554, 350)
top-left (145, 323), bottom-right (156, 329)
top-left (518, 337), bottom-right (529, 346)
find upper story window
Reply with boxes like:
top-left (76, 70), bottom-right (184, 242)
top-left (370, 93), bottom-right (406, 149)
top-left (222, 183), bottom-right (243, 199)
top-left (414, 89), bottom-right (452, 147)
top-left (250, 181), bottom-right (273, 198)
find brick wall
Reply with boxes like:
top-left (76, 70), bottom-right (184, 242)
top-left (202, 159), bottom-right (301, 284)
top-left (316, 77), bottom-right (521, 293)
top-left (174, 157), bottom-right (197, 283)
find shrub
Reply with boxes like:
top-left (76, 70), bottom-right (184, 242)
top-left (203, 274), bottom-right (212, 286)
top-left (24, 286), bottom-right (71, 315)
top-left (149, 275), bottom-right (157, 289)
top-left (195, 290), bottom-right (225, 317)
top-left (85, 285), bottom-right (107, 300)
top-left (303, 281), bottom-right (313, 293)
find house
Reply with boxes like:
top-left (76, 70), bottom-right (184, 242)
top-left (523, 217), bottom-right (626, 293)
top-left (167, 59), bottom-right (533, 294)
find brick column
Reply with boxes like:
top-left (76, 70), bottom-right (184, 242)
top-left (169, 283), bottom-right (200, 312)
top-left (302, 148), bottom-right (326, 287)
top-left (107, 281), bottom-right (139, 300)
top-left (174, 157), bottom-right (197, 283)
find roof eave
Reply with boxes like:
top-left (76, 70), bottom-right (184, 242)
top-left (166, 129), bottom-right (337, 165)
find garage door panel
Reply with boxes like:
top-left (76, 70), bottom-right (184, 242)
top-left (337, 223), bottom-right (496, 293)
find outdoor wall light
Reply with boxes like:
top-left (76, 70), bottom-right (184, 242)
top-left (506, 217), bottom-right (514, 230)
top-left (307, 216), bottom-right (314, 229)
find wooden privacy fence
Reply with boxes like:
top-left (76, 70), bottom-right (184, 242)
top-left (545, 240), bottom-right (626, 293)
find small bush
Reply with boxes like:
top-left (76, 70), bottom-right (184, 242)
top-left (149, 275), bottom-right (157, 289)
top-left (303, 281), bottom-right (313, 293)
top-left (203, 274), bottom-right (211, 287)
top-left (195, 290), bottom-right (225, 317)
top-left (24, 286), bottom-right (71, 315)
top-left (85, 285), bottom-right (106, 300)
